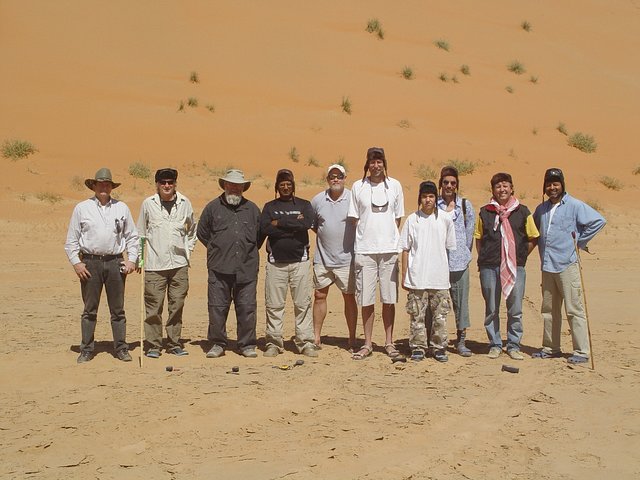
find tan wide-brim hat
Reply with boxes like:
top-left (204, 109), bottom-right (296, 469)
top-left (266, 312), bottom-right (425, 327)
top-left (218, 169), bottom-right (251, 192)
top-left (85, 167), bottom-right (121, 190)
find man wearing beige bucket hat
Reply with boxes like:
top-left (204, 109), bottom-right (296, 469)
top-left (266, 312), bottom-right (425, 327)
top-left (65, 168), bottom-right (139, 363)
top-left (197, 169), bottom-right (262, 358)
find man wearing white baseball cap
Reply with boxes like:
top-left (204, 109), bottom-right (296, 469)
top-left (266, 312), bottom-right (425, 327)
top-left (310, 164), bottom-right (358, 351)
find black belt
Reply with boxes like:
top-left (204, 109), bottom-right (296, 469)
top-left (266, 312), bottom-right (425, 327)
top-left (81, 253), bottom-right (121, 262)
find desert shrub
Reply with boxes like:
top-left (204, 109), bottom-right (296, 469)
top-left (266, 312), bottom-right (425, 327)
top-left (434, 39), bottom-right (450, 51)
top-left (438, 73), bottom-right (449, 82)
top-left (365, 18), bottom-right (384, 39)
top-left (189, 71), bottom-right (199, 83)
top-left (599, 176), bottom-right (622, 191)
top-left (529, 75), bottom-right (538, 84)
top-left (36, 192), bottom-right (62, 204)
top-left (177, 100), bottom-right (185, 112)
top-left (568, 132), bottom-right (597, 153)
top-left (507, 60), bottom-right (526, 75)
top-left (341, 96), bottom-right (352, 114)
top-left (289, 146), bottom-right (300, 163)
top-left (451, 75), bottom-right (459, 84)
top-left (505, 85), bottom-right (514, 94)
top-left (460, 64), bottom-right (470, 76)
top-left (2, 139), bottom-right (37, 160)
top-left (205, 104), bottom-right (215, 113)
top-left (187, 97), bottom-right (198, 107)
top-left (557, 122), bottom-right (568, 136)
top-left (306, 155), bottom-right (320, 167)
top-left (128, 162), bottom-right (152, 180)
top-left (414, 163), bottom-right (436, 180)
top-left (521, 21), bottom-right (532, 32)
top-left (532, 128), bottom-right (538, 136)
top-left (397, 119), bottom-right (411, 129)
top-left (71, 175), bottom-right (84, 191)
top-left (632, 165), bottom-right (640, 175)
top-left (401, 66), bottom-right (414, 80)
top-left (449, 159), bottom-right (476, 175)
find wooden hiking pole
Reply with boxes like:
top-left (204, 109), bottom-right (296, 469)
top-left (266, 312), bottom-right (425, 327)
top-left (139, 237), bottom-right (146, 368)
top-left (572, 232), bottom-right (595, 371)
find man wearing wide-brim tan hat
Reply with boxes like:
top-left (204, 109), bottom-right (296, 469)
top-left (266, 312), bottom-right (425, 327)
top-left (197, 169), bottom-right (263, 358)
top-left (64, 167), bottom-right (139, 364)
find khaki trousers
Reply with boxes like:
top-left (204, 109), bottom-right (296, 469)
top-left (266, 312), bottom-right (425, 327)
top-left (264, 261), bottom-right (314, 352)
top-left (541, 263), bottom-right (589, 357)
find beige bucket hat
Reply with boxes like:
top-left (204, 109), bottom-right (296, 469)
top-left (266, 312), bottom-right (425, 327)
top-left (85, 167), bottom-right (121, 190)
top-left (218, 169), bottom-right (251, 192)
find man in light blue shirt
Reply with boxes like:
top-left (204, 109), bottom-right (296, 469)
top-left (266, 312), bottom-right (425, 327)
top-left (532, 168), bottom-right (606, 364)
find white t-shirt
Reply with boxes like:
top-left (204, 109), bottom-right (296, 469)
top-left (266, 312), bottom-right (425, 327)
top-left (400, 210), bottom-right (457, 289)
top-left (348, 176), bottom-right (405, 254)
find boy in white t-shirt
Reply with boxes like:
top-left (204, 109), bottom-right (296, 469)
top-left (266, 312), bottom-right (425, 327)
top-left (400, 181), bottom-right (456, 362)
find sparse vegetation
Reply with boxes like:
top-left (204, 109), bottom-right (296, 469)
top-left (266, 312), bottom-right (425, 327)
top-left (414, 163), bottom-right (436, 180)
top-left (568, 132), bottom-right (597, 153)
top-left (586, 199), bottom-right (602, 212)
top-left (434, 39), bottom-right (450, 51)
top-left (401, 66), bottom-right (414, 80)
top-left (557, 122), bottom-right (568, 136)
top-left (505, 85), bottom-right (514, 94)
top-left (529, 75), bottom-right (538, 84)
top-left (205, 104), bottom-right (215, 113)
top-left (600, 176), bottom-right (622, 191)
top-left (397, 119), bottom-right (411, 129)
top-left (71, 175), bottom-right (83, 191)
top-left (460, 64), bottom-right (470, 76)
top-left (128, 162), bottom-right (152, 180)
top-left (36, 192), bottom-right (62, 204)
top-left (177, 100), bottom-right (185, 112)
top-left (18, 194), bottom-right (26, 202)
top-left (365, 18), bottom-right (384, 39)
top-left (306, 155), bottom-right (320, 168)
top-left (532, 128), bottom-right (538, 136)
top-left (2, 139), bottom-right (37, 160)
top-left (633, 165), bottom-right (640, 175)
top-left (336, 156), bottom-right (348, 172)
top-left (341, 96), bottom-right (352, 114)
top-left (449, 159), bottom-right (476, 175)
top-left (187, 97), bottom-right (198, 108)
top-left (289, 146), bottom-right (300, 163)
top-left (451, 75), bottom-right (459, 84)
top-left (189, 71), bottom-right (199, 83)
top-left (521, 21), bottom-right (532, 32)
top-left (507, 60), bottom-right (526, 75)
top-left (203, 162), bottom-right (236, 177)
top-left (438, 73), bottom-right (449, 82)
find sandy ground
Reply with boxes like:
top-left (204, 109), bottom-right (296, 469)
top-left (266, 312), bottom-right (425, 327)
top-left (1, 1), bottom-right (640, 479)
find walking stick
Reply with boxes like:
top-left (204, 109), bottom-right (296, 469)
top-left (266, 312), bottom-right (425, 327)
top-left (572, 232), bottom-right (595, 371)
top-left (139, 236), bottom-right (146, 368)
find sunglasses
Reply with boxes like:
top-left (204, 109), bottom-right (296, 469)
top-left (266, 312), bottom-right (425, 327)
top-left (442, 180), bottom-right (457, 186)
top-left (328, 174), bottom-right (345, 180)
top-left (158, 180), bottom-right (175, 185)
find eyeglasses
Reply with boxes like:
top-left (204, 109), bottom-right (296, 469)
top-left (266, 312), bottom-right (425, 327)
top-left (158, 180), bottom-right (175, 185)
top-left (327, 174), bottom-right (345, 180)
top-left (442, 180), bottom-right (457, 186)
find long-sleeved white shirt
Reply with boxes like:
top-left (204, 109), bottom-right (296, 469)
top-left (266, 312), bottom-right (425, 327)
top-left (65, 197), bottom-right (139, 265)
top-left (137, 192), bottom-right (197, 271)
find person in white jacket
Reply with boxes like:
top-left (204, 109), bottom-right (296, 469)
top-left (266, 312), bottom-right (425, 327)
top-left (137, 168), bottom-right (197, 358)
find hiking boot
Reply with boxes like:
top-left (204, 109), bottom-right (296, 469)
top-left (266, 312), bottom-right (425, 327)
top-left (263, 345), bottom-right (280, 357)
top-left (115, 349), bottom-right (132, 362)
top-left (456, 330), bottom-right (473, 357)
top-left (301, 344), bottom-right (319, 358)
top-left (434, 349), bottom-right (449, 363)
top-left (488, 346), bottom-right (502, 359)
top-left (77, 351), bottom-right (94, 364)
top-left (206, 344), bottom-right (225, 358)
top-left (240, 347), bottom-right (258, 358)
top-left (507, 349), bottom-right (524, 361)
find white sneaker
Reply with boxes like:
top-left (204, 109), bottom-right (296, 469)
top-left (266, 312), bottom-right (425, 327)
top-left (488, 347), bottom-right (502, 359)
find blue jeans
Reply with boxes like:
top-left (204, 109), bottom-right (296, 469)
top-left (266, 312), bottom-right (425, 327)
top-left (479, 266), bottom-right (526, 351)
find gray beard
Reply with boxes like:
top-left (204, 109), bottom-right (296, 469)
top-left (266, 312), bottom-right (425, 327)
top-left (225, 194), bottom-right (242, 206)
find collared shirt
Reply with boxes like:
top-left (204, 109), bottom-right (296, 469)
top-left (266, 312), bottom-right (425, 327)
top-left (437, 195), bottom-right (475, 272)
top-left (65, 196), bottom-right (139, 265)
top-left (197, 195), bottom-right (261, 283)
top-left (348, 176), bottom-right (405, 254)
top-left (311, 188), bottom-right (355, 267)
top-left (137, 192), bottom-right (197, 271)
top-left (533, 193), bottom-right (606, 273)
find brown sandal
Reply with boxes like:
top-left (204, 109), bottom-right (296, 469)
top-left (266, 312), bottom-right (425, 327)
top-left (352, 345), bottom-right (373, 360)
top-left (384, 343), bottom-right (401, 358)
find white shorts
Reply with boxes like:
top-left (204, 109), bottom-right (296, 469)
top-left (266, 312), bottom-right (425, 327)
top-left (354, 253), bottom-right (399, 307)
top-left (313, 263), bottom-right (355, 294)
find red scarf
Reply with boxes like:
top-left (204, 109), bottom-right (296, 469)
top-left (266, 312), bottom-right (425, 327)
top-left (485, 196), bottom-right (519, 297)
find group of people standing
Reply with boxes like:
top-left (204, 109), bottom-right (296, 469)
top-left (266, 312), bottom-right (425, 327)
top-left (64, 148), bottom-right (606, 366)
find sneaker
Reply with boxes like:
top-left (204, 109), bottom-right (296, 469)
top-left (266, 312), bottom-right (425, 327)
top-left (206, 344), bottom-right (225, 358)
top-left (263, 345), bottom-right (280, 357)
top-left (410, 349), bottom-right (426, 361)
top-left (488, 346), bottom-right (502, 359)
top-left (77, 351), bottom-right (94, 364)
top-left (434, 349), bottom-right (449, 363)
top-left (301, 344), bottom-right (319, 358)
top-left (145, 349), bottom-right (161, 359)
top-left (567, 355), bottom-right (589, 364)
top-left (115, 349), bottom-right (132, 362)
top-left (168, 346), bottom-right (189, 356)
top-left (507, 349), bottom-right (524, 361)
top-left (240, 347), bottom-right (258, 358)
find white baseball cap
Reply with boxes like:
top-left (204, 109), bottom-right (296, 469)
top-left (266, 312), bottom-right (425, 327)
top-left (327, 164), bottom-right (346, 175)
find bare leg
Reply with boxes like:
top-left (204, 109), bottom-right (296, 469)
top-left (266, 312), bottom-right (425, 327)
top-left (343, 292), bottom-right (358, 348)
top-left (382, 303), bottom-right (395, 345)
top-left (312, 286), bottom-right (330, 346)
top-left (361, 305), bottom-right (375, 348)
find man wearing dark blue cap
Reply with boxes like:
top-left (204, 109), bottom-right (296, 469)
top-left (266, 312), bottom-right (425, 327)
top-left (532, 168), bottom-right (606, 364)
top-left (137, 168), bottom-right (197, 358)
